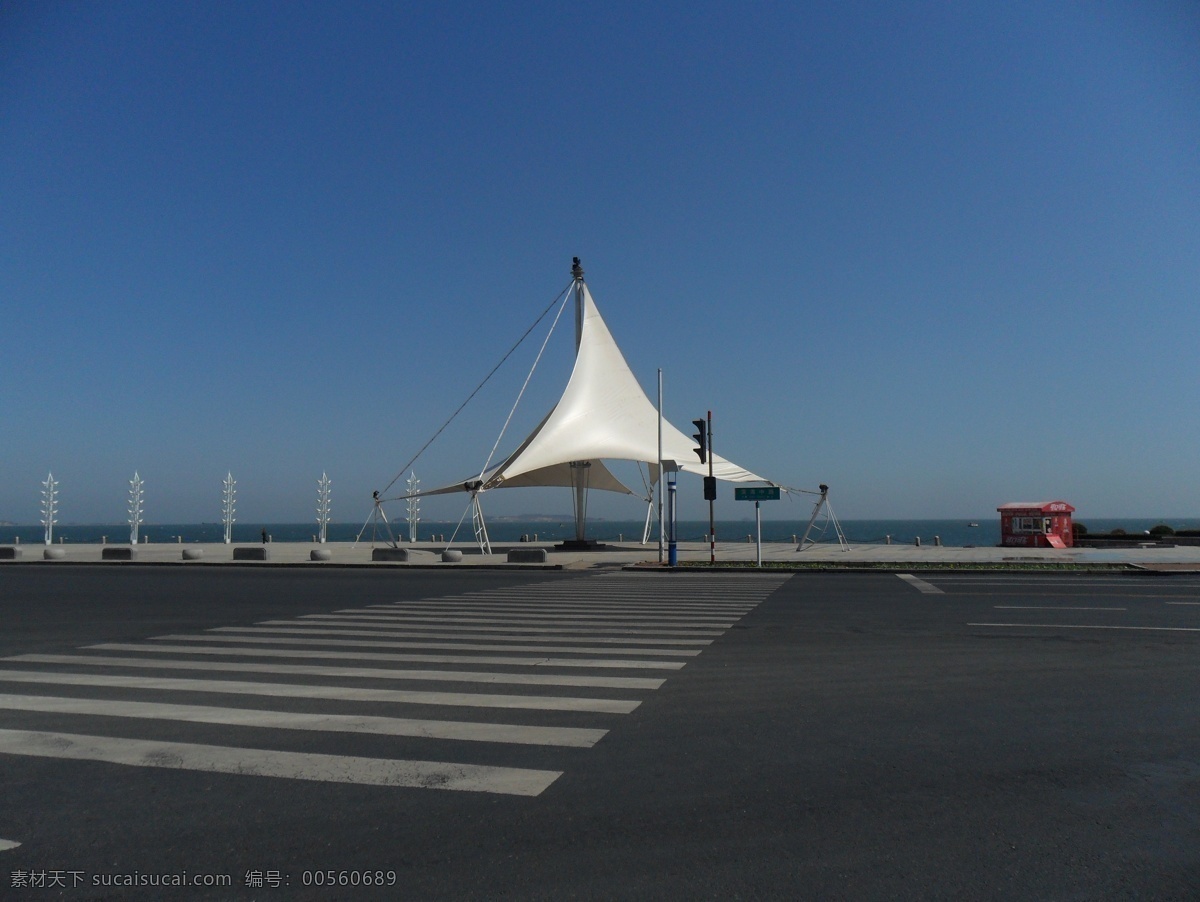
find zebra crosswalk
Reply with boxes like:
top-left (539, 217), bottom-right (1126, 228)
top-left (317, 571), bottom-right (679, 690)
top-left (0, 572), bottom-right (789, 796)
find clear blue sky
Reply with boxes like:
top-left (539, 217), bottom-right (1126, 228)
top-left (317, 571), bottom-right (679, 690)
top-left (2, 0), bottom-right (1198, 525)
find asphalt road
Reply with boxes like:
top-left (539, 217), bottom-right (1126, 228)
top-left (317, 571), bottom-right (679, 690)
top-left (1, 566), bottom-right (1198, 900)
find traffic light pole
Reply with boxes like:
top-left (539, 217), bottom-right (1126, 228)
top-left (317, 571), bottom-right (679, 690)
top-left (667, 468), bottom-right (678, 566)
top-left (707, 410), bottom-right (715, 563)
top-left (692, 412), bottom-right (717, 564)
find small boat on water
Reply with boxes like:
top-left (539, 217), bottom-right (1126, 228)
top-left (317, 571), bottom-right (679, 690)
top-left (968, 522), bottom-right (980, 527)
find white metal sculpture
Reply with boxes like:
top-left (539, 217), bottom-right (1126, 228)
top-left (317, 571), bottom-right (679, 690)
top-left (797, 484), bottom-right (851, 552)
top-left (128, 471), bottom-right (144, 545)
top-left (316, 472), bottom-right (332, 544)
top-left (41, 472), bottom-right (58, 545)
top-left (222, 472), bottom-right (237, 544)
top-left (406, 471), bottom-right (420, 543)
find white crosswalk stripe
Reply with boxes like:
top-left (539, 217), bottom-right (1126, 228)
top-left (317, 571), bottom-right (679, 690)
top-left (210, 626), bottom-right (717, 645)
top-left (0, 572), bottom-right (789, 795)
top-left (81, 643), bottom-right (689, 670)
top-left (9, 654), bottom-right (668, 689)
top-left (148, 633), bottom-right (706, 656)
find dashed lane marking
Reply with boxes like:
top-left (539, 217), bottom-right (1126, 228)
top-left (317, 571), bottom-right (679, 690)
top-left (993, 606), bottom-right (1127, 611)
top-left (969, 623), bottom-right (1200, 633)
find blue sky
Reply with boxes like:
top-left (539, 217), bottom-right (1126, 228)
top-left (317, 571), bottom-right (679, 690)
top-left (2, 0), bottom-right (1198, 525)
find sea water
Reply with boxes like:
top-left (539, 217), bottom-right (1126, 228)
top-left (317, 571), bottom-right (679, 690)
top-left (7, 518), bottom-right (1197, 547)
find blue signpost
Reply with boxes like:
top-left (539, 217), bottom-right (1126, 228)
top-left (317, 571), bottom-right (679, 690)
top-left (734, 486), bottom-right (781, 567)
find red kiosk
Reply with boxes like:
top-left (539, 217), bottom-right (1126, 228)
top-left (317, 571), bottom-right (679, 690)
top-left (998, 501), bottom-right (1076, 548)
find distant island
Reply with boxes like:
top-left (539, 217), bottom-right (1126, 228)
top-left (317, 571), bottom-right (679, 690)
top-left (492, 514), bottom-right (607, 523)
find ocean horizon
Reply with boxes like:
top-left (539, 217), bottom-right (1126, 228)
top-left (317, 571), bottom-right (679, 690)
top-left (6, 517), bottom-right (1198, 548)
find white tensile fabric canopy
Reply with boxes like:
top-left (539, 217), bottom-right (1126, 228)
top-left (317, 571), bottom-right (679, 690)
top-left (418, 280), bottom-right (772, 499)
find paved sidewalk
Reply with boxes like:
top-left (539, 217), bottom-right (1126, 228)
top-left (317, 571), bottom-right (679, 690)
top-left (4, 539), bottom-right (1200, 569)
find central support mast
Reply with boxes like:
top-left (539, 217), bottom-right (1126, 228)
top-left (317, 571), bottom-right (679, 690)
top-left (562, 256), bottom-right (598, 550)
top-left (572, 256), bottom-right (585, 349)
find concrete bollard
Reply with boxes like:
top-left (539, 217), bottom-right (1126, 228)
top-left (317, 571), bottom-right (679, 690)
top-left (507, 548), bottom-right (548, 563)
top-left (886, 535), bottom-right (892, 545)
top-left (310, 548), bottom-right (332, 562)
top-left (441, 549), bottom-right (463, 563)
top-left (44, 547), bottom-right (66, 560)
top-left (233, 546), bottom-right (270, 561)
top-left (182, 548), bottom-right (204, 561)
top-left (934, 536), bottom-right (942, 547)
top-left (914, 537), bottom-right (922, 547)
top-left (372, 548), bottom-right (409, 562)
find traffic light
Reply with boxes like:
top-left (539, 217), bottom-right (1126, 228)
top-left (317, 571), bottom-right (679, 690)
top-left (692, 419), bottom-right (707, 464)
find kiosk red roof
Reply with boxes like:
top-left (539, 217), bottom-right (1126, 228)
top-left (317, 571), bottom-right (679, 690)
top-left (996, 501), bottom-right (1075, 514)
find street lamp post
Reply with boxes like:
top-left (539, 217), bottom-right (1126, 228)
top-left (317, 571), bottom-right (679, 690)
top-left (222, 473), bottom-right (237, 544)
top-left (41, 472), bottom-right (58, 546)
top-left (128, 472), bottom-right (144, 545)
top-left (316, 472), bottom-right (331, 544)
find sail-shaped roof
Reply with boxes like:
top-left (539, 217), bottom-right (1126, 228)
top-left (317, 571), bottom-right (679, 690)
top-left (419, 280), bottom-right (770, 499)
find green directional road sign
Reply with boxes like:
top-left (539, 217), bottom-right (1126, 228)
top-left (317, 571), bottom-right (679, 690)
top-left (735, 486), bottom-right (780, 501)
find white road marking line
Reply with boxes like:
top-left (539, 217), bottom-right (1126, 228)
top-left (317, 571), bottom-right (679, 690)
top-left (215, 626), bottom-right (714, 646)
top-left (896, 573), bottom-right (944, 594)
top-left (0, 694), bottom-right (607, 748)
top-left (0, 840), bottom-right (20, 852)
top-left (1166, 602), bottom-right (1200, 606)
top-left (994, 606), bottom-right (1127, 611)
top-left (253, 620), bottom-right (722, 637)
top-left (969, 623), bottom-right (1200, 633)
top-left (355, 604), bottom-right (753, 616)
top-left (83, 643), bottom-right (685, 671)
top-left (297, 613), bottom-right (738, 628)
top-left (957, 593), bottom-right (1200, 599)
top-left (436, 598), bottom-right (761, 607)
top-left (155, 634), bottom-right (702, 657)
top-left (917, 577), bottom-right (1167, 584)
top-left (6, 655), bottom-right (666, 690)
top-left (0, 730), bottom-right (561, 796)
top-left (0, 670), bottom-right (641, 713)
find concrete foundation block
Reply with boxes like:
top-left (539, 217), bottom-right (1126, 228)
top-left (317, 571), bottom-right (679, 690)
top-left (182, 548), bottom-right (205, 561)
top-left (0, 547), bottom-right (22, 560)
top-left (102, 547), bottom-right (136, 561)
top-left (233, 546), bottom-right (270, 561)
top-left (507, 548), bottom-right (548, 563)
top-left (44, 547), bottom-right (66, 560)
top-left (310, 548), bottom-right (333, 561)
top-left (372, 547), bottom-right (409, 562)
top-left (441, 549), bottom-right (463, 563)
